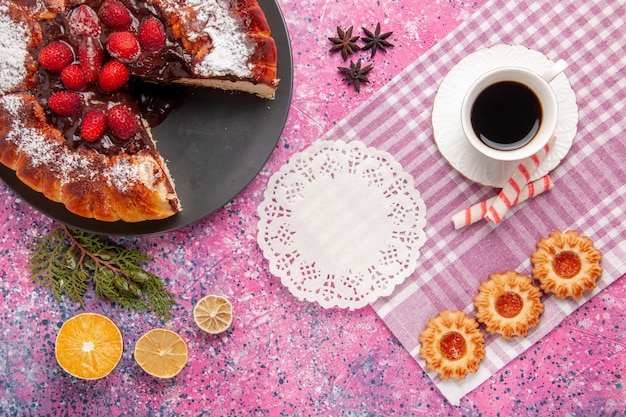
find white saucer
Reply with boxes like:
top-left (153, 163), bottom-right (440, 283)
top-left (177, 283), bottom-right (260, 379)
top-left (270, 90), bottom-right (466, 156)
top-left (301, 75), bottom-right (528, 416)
top-left (432, 44), bottom-right (578, 187)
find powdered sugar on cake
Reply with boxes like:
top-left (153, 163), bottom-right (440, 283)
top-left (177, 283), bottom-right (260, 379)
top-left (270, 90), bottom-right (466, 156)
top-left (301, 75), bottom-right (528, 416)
top-left (1, 95), bottom-right (143, 193)
top-left (0, 5), bottom-right (31, 94)
top-left (107, 158), bottom-right (141, 192)
top-left (1, 96), bottom-right (60, 165)
top-left (160, 0), bottom-right (254, 77)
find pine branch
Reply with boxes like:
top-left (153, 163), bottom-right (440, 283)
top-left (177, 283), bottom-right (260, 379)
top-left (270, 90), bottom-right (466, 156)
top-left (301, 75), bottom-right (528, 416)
top-left (29, 224), bottom-right (176, 319)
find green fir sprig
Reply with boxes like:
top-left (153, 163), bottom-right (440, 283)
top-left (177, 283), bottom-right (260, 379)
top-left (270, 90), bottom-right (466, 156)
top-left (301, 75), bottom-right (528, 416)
top-left (29, 224), bottom-right (176, 319)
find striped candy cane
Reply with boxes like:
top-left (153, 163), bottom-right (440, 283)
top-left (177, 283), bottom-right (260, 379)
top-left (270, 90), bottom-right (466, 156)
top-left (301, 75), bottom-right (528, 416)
top-left (452, 175), bottom-right (553, 229)
top-left (484, 136), bottom-right (557, 224)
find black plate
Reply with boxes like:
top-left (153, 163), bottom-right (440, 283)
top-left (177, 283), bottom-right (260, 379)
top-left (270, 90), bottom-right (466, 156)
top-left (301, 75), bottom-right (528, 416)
top-left (0, 0), bottom-right (293, 236)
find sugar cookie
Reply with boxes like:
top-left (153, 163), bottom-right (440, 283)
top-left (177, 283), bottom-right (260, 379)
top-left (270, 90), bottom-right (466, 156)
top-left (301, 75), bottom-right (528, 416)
top-left (419, 310), bottom-right (485, 380)
top-left (474, 270), bottom-right (544, 338)
top-left (531, 230), bottom-right (602, 299)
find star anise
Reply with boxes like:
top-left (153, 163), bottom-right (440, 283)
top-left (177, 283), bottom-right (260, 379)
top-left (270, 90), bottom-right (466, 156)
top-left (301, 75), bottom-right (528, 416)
top-left (329, 26), bottom-right (361, 61)
top-left (361, 23), bottom-right (394, 57)
top-left (337, 59), bottom-right (373, 93)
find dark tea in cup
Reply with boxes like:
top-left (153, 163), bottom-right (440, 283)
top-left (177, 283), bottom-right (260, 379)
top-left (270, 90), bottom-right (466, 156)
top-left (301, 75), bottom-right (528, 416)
top-left (470, 81), bottom-right (542, 151)
top-left (461, 62), bottom-right (566, 161)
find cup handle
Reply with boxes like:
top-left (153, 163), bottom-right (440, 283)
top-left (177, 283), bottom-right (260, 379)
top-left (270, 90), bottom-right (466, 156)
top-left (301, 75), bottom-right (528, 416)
top-left (541, 59), bottom-right (568, 83)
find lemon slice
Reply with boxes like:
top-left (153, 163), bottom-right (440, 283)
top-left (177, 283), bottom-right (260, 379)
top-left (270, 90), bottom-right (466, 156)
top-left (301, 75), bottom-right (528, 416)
top-left (133, 328), bottom-right (188, 378)
top-left (193, 294), bottom-right (233, 334)
top-left (55, 312), bottom-right (123, 380)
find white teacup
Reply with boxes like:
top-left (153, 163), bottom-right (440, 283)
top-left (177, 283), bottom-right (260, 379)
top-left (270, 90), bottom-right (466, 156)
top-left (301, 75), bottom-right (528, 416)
top-left (461, 60), bottom-right (567, 161)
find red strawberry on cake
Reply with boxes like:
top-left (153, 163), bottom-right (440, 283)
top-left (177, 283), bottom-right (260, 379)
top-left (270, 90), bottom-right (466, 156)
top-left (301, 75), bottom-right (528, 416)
top-left (48, 91), bottom-right (82, 117)
top-left (61, 64), bottom-right (88, 90)
top-left (107, 105), bottom-right (138, 141)
top-left (106, 31), bottom-right (140, 63)
top-left (68, 4), bottom-right (102, 38)
top-left (78, 37), bottom-right (104, 84)
top-left (38, 42), bottom-right (73, 73)
top-left (98, 60), bottom-right (130, 93)
top-left (99, 0), bottom-right (132, 31)
top-left (81, 110), bottom-right (108, 142)
top-left (138, 18), bottom-right (166, 54)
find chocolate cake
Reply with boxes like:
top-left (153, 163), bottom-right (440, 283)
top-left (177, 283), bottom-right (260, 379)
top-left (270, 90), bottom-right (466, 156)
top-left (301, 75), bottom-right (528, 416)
top-left (0, 0), bottom-right (279, 222)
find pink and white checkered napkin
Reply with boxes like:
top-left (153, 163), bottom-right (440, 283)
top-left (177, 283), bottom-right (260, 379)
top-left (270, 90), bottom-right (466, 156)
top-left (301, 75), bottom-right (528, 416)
top-left (314, 0), bottom-right (626, 406)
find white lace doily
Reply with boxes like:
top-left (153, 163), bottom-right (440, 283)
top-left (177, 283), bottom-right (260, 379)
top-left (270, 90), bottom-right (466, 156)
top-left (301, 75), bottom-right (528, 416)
top-left (257, 140), bottom-right (427, 310)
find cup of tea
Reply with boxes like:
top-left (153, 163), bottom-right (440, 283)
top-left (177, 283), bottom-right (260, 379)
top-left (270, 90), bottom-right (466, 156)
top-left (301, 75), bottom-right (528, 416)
top-left (460, 59), bottom-right (567, 161)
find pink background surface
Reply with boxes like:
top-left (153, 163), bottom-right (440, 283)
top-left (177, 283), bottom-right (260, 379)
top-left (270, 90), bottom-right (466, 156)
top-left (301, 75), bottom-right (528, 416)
top-left (0, 0), bottom-right (624, 415)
